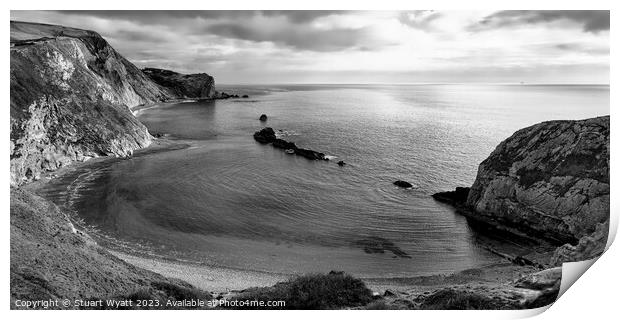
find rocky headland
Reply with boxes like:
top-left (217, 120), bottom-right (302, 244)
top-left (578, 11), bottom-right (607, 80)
top-left (10, 21), bottom-right (169, 186)
top-left (433, 116), bottom-right (610, 267)
top-left (10, 21), bottom-right (222, 187)
top-left (142, 67), bottom-right (216, 99)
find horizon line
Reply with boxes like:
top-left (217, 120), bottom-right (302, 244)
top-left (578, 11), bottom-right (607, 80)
top-left (217, 82), bottom-right (610, 86)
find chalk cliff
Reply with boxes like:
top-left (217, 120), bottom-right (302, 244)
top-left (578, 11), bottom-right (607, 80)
top-left (143, 67), bottom-right (216, 99)
top-left (9, 21), bottom-right (215, 307)
top-left (10, 21), bottom-right (176, 186)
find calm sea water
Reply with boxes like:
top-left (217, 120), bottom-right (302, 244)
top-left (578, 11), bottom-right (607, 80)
top-left (51, 84), bottom-right (609, 278)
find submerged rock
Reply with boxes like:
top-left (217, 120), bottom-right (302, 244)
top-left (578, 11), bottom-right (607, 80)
top-left (393, 180), bottom-right (413, 188)
top-left (353, 236), bottom-right (411, 258)
top-left (242, 95), bottom-right (249, 98)
top-left (259, 114), bottom-right (268, 121)
top-left (337, 161), bottom-right (346, 166)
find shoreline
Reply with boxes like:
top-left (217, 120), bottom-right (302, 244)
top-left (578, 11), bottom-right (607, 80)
top-left (131, 99), bottom-right (198, 117)
top-left (21, 133), bottom-right (540, 296)
top-left (110, 248), bottom-right (538, 294)
top-left (131, 94), bottom-right (250, 117)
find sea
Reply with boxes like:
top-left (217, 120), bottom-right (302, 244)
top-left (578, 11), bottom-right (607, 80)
top-left (42, 84), bottom-right (610, 278)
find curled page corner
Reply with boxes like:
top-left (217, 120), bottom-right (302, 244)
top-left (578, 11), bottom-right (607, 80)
top-left (557, 209), bottom-right (616, 300)
top-left (606, 206), bottom-right (618, 250)
top-left (558, 258), bottom-right (599, 299)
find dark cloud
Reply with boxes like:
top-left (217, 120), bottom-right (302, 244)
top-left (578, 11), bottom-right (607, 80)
top-left (398, 11), bottom-right (442, 31)
top-left (12, 10), bottom-right (389, 53)
top-left (206, 23), bottom-right (380, 52)
top-left (470, 10), bottom-right (610, 33)
top-left (552, 43), bottom-right (609, 55)
top-left (54, 10), bottom-right (341, 25)
top-left (260, 10), bottom-right (344, 23)
top-left (53, 10), bottom-right (255, 27)
top-left (113, 29), bottom-right (173, 43)
top-left (9, 10), bottom-right (609, 84)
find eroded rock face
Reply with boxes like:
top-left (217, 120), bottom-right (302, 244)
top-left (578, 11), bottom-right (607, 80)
top-left (10, 21), bottom-right (173, 186)
top-left (143, 67), bottom-right (216, 99)
top-left (466, 116), bottom-right (610, 245)
top-left (550, 220), bottom-right (609, 266)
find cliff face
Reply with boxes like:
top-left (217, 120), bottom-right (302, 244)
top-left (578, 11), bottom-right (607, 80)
top-left (143, 67), bottom-right (216, 99)
top-left (10, 21), bottom-right (174, 186)
top-left (466, 116), bottom-right (610, 248)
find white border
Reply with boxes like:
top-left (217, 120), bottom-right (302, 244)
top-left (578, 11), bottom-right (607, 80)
top-left (3, 1), bottom-right (617, 319)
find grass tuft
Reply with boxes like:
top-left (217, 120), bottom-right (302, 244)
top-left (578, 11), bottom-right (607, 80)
top-left (229, 271), bottom-right (373, 309)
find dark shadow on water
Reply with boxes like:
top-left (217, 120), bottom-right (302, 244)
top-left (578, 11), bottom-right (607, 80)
top-left (352, 236), bottom-right (412, 259)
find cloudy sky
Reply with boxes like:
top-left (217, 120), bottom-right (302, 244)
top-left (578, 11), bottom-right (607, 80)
top-left (10, 10), bottom-right (609, 84)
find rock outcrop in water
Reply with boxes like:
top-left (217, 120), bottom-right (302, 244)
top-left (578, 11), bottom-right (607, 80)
top-left (432, 187), bottom-right (470, 206)
top-left (10, 21), bottom-right (175, 186)
top-left (253, 127), bottom-right (328, 161)
top-left (142, 67), bottom-right (216, 99)
top-left (435, 116), bottom-right (609, 265)
top-left (394, 180), bottom-right (413, 188)
top-left (253, 127), bottom-right (277, 144)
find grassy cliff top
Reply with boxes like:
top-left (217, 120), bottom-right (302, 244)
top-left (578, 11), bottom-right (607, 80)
top-left (11, 20), bottom-right (101, 43)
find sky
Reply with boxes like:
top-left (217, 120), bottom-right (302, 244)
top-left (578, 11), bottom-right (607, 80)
top-left (10, 10), bottom-right (610, 84)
